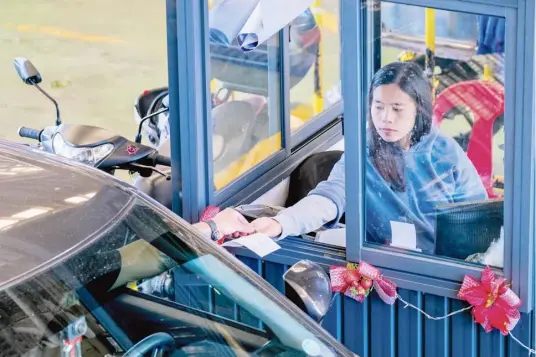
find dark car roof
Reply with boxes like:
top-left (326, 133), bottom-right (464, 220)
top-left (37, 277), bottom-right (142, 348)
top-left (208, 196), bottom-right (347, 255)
top-left (0, 140), bottom-right (134, 288)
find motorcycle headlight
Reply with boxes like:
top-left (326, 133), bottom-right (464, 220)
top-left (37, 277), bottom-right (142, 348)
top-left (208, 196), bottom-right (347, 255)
top-left (52, 134), bottom-right (114, 166)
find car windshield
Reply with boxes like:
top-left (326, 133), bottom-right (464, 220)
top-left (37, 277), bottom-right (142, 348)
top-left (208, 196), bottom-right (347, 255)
top-left (0, 194), bottom-right (352, 357)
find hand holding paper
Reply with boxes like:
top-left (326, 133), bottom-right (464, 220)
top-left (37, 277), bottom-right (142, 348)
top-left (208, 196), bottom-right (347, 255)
top-left (222, 233), bottom-right (281, 258)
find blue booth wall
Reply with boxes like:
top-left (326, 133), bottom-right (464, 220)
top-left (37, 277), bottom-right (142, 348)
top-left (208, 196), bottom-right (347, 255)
top-left (166, 0), bottom-right (535, 356)
top-left (172, 238), bottom-right (534, 356)
top-left (233, 241), bottom-right (534, 357)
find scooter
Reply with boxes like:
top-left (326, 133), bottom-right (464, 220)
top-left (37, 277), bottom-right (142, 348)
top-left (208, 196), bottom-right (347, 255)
top-left (13, 57), bottom-right (173, 184)
top-left (13, 57), bottom-right (271, 210)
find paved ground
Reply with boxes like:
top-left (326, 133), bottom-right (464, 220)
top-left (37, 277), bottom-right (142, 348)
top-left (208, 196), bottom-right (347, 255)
top-left (0, 1), bottom-right (503, 182)
top-left (0, 0), bottom-right (168, 144)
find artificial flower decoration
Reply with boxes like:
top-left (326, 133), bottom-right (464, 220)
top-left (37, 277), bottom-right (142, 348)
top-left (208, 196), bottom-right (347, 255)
top-left (330, 263), bottom-right (370, 302)
top-left (330, 261), bottom-right (397, 304)
top-left (200, 205), bottom-right (221, 222)
top-left (457, 266), bottom-right (521, 335)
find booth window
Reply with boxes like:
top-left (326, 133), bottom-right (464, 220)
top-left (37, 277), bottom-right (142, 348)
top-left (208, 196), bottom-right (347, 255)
top-left (288, 1), bottom-right (342, 138)
top-left (206, 0), bottom-right (343, 194)
top-left (208, 1), bottom-right (282, 191)
top-left (363, 3), bottom-right (506, 268)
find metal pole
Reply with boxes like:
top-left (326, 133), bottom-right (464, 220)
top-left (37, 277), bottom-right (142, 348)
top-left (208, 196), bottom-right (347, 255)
top-left (313, 0), bottom-right (324, 115)
top-left (425, 8), bottom-right (438, 101)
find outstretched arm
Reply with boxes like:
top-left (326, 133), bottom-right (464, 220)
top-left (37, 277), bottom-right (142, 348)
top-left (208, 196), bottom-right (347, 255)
top-left (253, 154), bottom-right (346, 238)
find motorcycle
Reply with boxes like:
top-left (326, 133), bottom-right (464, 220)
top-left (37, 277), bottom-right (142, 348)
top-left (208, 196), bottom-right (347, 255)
top-left (12, 57), bottom-right (278, 210)
top-left (13, 57), bottom-right (173, 187)
top-left (132, 7), bottom-right (323, 195)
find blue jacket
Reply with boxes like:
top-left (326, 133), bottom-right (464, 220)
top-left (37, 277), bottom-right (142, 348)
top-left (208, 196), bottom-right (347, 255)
top-left (476, 15), bottom-right (505, 55)
top-left (309, 126), bottom-right (488, 253)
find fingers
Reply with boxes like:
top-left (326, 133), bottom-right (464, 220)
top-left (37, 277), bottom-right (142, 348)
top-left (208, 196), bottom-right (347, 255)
top-left (236, 212), bottom-right (249, 225)
top-left (237, 221), bottom-right (255, 234)
top-left (213, 208), bottom-right (256, 236)
top-left (229, 209), bottom-right (255, 234)
top-left (250, 217), bottom-right (282, 238)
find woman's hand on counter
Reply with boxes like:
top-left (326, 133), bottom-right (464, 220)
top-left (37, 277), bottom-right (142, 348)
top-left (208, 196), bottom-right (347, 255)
top-left (251, 217), bottom-right (282, 238)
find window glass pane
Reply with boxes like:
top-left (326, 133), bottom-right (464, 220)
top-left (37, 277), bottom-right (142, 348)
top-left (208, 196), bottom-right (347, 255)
top-left (364, 2), bottom-right (505, 268)
top-left (0, 192), bottom-right (346, 356)
top-left (0, 1), bottom-right (168, 183)
top-left (289, 1), bottom-right (342, 134)
top-left (209, 1), bottom-right (282, 190)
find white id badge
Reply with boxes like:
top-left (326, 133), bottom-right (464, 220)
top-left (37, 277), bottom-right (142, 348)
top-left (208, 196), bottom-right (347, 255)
top-left (390, 221), bottom-right (421, 252)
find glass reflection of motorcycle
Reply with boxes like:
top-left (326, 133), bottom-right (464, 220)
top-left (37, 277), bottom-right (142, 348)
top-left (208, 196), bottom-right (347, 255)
top-left (13, 57), bottom-right (173, 190)
top-left (132, 8), bottom-right (322, 203)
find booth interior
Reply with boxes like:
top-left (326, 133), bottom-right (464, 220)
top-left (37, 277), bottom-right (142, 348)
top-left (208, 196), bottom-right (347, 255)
top-left (156, 2), bottom-right (536, 354)
top-left (135, 0), bottom-right (536, 354)
top-left (137, 1), bottom-right (508, 269)
top-left (0, 0), bottom-right (533, 356)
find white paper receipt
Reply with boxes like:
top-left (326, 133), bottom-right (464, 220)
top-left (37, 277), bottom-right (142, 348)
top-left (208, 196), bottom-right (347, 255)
top-left (390, 221), bottom-right (421, 252)
top-left (315, 228), bottom-right (346, 248)
top-left (222, 233), bottom-right (281, 258)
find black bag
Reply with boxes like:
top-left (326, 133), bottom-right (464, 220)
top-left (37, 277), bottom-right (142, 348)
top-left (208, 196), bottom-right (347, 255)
top-left (285, 150), bottom-right (344, 223)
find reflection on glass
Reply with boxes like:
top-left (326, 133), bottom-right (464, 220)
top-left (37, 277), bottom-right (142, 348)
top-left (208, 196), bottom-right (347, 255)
top-left (0, 197), bottom-right (347, 356)
top-left (289, 1), bottom-right (342, 133)
top-left (208, 2), bottom-right (283, 190)
top-left (364, 3), bottom-right (505, 268)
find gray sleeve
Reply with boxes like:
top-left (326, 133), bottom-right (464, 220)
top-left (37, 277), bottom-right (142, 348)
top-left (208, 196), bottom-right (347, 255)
top-left (273, 195), bottom-right (338, 239)
top-left (307, 154), bottom-right (346, 226)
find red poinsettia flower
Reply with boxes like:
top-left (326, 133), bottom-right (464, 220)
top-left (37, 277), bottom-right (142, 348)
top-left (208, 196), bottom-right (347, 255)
top-left (458, 266), bottom-right (521, 335)
top-left (329, 262), bottom-right (397, 304)
top-left (330, 263), bottom-right (369, 302)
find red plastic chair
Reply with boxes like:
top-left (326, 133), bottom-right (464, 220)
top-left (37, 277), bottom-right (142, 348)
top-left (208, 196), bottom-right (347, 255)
top-left (432, 80), bottom-right (505, 198)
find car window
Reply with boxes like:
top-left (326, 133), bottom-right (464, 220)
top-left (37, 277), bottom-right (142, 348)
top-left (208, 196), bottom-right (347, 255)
top-left (0, 197), bottom-right (351, 357)
top-left (0, 274), bottom-right (125, 356)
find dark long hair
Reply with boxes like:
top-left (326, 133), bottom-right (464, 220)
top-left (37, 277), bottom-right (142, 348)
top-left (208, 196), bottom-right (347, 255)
top-left (368, 61), bottom-right (433, 192)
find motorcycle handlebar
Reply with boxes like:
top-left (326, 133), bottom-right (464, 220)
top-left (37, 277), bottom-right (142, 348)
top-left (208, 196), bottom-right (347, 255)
top-left (18, 127), bottom-right (42, 141)
top-left (153, 154), bottom-right (171, 167)
top-left (139, 153), bottom-right (171, 167)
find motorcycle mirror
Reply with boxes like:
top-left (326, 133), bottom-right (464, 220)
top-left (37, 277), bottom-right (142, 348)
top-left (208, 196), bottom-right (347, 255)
top-left (162, 94), bottom-right (169, 108)
top-left (283, 260), bottom-right (333, 323)
top-left (135, 107), bottom-right (169, 144)
top-left (13, 57), bottom-right (62, 126)
top-left (14, 58), bottom-right (42, 85)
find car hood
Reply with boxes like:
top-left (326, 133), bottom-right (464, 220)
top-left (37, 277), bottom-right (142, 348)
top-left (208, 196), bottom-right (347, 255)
top-left (0, 143), bottom-right (133, 288)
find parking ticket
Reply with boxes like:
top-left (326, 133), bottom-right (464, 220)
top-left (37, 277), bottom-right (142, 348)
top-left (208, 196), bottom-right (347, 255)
top-left (222, 233), bottom-right (281, 258)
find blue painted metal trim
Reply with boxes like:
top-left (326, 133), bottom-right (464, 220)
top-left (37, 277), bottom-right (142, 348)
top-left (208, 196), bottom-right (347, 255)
top-left (213, 151), bottom-right (286, 204)
top-left (172, 0), bottom-right (211, 222)
top-left (227, 238), bottom-right (463, 296)
top-left (340, 0), bottom-right (534, 313)
top-left (513, 0), bottom-right (535, 314)
top-left (281, 26), bottom-right (292, 156)
top-left (385, 0), bottom-right (512, 13)
top-left (166, 0), bottom-right (182, 218)
top-left (502, 6), bottom-right (516, 307)
top-left (341, 0), bottom-right (366, 263)
top-left (361, 245), bottom-right (504, 277)
top-left (267, 35), bottom-right (282, 137)
top-left (291, 102), bottom-right (343, 148)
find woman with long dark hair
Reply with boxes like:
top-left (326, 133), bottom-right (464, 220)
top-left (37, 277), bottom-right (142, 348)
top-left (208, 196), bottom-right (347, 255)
top-left (251, 61), bottom-right (487, 253)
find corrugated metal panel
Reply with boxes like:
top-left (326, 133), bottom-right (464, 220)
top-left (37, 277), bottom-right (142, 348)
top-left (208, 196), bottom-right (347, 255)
top-left (233, 255), bottom-right (534, 357)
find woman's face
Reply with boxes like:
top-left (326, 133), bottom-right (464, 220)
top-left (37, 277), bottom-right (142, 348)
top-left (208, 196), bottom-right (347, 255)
top-left (371, 83), bottom-right (417, 148)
